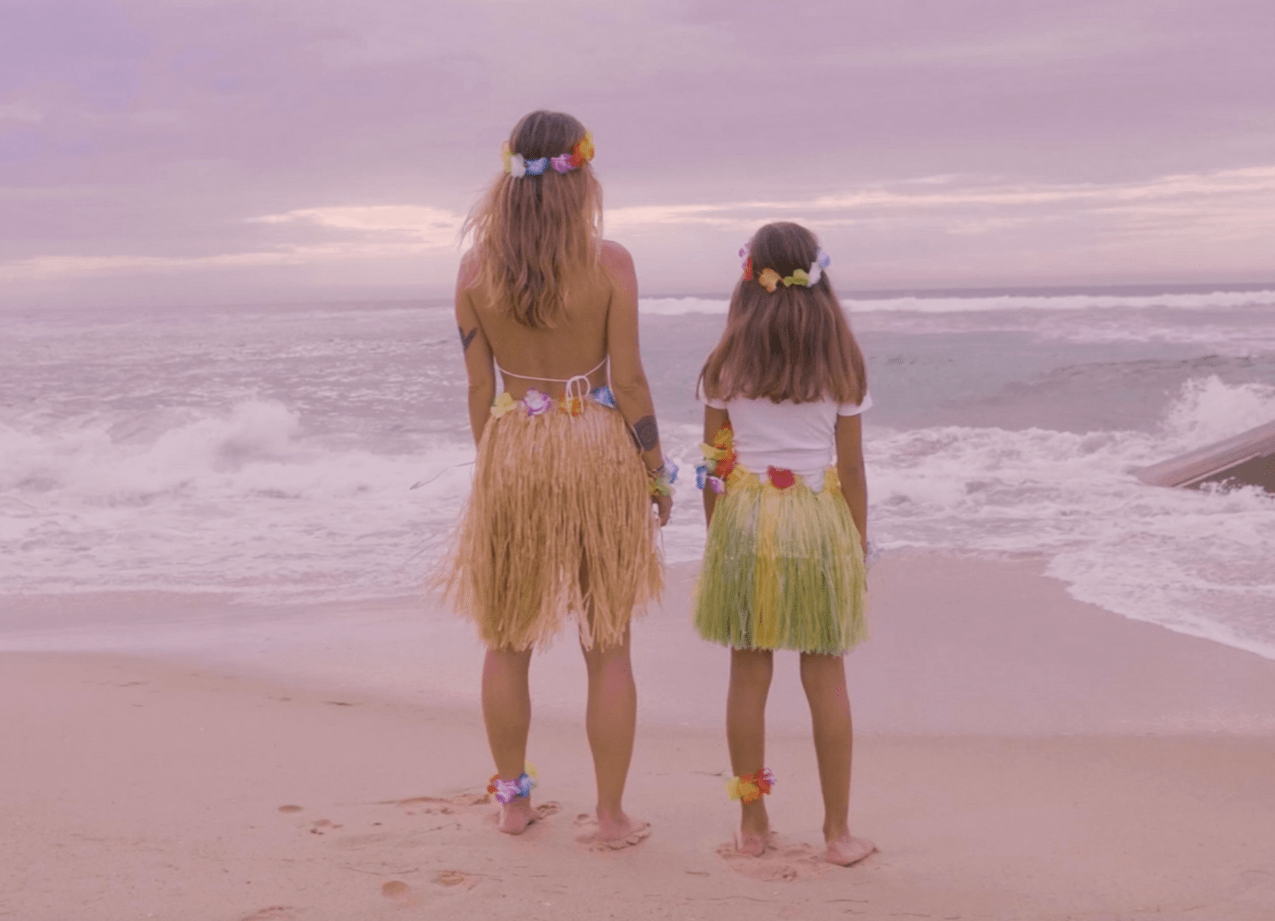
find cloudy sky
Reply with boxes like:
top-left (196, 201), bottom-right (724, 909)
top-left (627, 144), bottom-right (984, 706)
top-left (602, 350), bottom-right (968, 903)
top-left (3, 0), bottom-right (1273, 308)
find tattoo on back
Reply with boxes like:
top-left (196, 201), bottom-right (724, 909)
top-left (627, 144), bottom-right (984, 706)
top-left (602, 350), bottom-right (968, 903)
top-left (458, 326), bottom-right (478, 351)
top-left (633, 415), bottom-right (659, 451)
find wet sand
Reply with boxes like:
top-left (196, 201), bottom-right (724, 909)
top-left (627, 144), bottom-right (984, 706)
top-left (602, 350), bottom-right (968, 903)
top-left (3, 552), bottom-right (1274, 920)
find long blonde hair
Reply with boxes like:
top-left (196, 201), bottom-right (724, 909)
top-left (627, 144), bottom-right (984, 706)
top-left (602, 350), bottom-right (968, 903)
top-left (462, 111), bottom-right (603, 329)
top-left (699, 222), bottom-right (867, 405)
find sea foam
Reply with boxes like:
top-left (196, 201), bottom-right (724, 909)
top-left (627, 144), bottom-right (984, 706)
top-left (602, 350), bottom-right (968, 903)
top-left (638, 288), bottom-right (1275, 317)
top-left (5, 292), bottom-right (1273, 661)
top-left (653, 375), bottom-right (1275, 659)
top-left (0, 399), bottom-right (475, 601)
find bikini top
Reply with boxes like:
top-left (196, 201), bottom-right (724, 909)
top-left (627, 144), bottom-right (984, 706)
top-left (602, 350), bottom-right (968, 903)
top-left (494, 354), bottom-right (609, 401)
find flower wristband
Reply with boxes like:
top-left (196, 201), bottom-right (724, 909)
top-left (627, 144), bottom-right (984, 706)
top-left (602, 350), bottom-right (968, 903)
top-left (648, 457), bottom-right (678, 498)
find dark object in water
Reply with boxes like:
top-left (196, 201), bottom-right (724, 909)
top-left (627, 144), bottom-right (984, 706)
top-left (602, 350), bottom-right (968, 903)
top-left (1135, 420), bottom-right (1275, 493)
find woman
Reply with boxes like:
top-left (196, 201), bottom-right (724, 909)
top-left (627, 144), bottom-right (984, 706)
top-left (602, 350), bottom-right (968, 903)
top-left (445, 111), bottom-right (671, 847)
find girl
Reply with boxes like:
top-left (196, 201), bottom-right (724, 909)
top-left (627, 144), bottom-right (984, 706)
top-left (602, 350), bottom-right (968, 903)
top-left (445, 111), bottom-right (672, 847)
top-left (694, 221), bottom-right (875, 866)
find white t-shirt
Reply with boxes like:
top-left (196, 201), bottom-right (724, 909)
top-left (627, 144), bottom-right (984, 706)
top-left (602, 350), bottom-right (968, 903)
top-left (704, 392), bottom-right (873, 492)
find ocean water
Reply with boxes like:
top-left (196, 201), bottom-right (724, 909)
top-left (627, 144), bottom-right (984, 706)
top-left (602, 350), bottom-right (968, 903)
top-left (2, 285), bottom-right (1274, 660)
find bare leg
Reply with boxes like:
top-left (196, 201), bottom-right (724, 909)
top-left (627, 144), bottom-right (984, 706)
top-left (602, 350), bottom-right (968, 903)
top-left (580, 627), bottom-right (648, 846)
top-left (799, 652), bottom-right (875, 865)
top-left (481, 646), bottom-right (536, 834)
top-left (727, 648), bottom-right (774, 856)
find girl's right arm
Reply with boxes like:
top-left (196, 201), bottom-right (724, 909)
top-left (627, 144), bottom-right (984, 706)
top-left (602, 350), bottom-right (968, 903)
top-left (835, 413), bottom-right (868, 551)
top-left (602, 241), bottom-right (671, 526)
top-left (455, 252), bottom-right (495, 446)
top-left (702, 405), bottom-right (730, 526)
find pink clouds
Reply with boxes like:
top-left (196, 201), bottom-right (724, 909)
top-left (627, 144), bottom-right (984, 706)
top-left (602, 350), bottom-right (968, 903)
top-left (2, 0), bottom-right (1273, 307)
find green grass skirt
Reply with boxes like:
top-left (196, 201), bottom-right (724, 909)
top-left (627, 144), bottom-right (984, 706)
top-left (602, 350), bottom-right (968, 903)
top-left (693, 467), bottom-right (868, 654)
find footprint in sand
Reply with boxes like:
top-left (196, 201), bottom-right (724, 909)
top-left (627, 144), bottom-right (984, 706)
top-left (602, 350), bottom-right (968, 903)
top-left (716, 835), bottom-right (829, 881)
top-left (276, 805), bottom-right (348, 839)
top-left (433, 869), bottom-right (479, 890)
top-left (518, 801), bottom-right (562, 822)
top-left (239, 907), bottom-right (298, 921)
top-left (534, 801), bottom-right (561, 819)
top-left (392, 791), bottom-right (489, 816)
top-left (393, 792), bottom-right (562, 826)
top-left (331, 831), bottom-right (396, 850)
top-left (381, 880), bottom-right (420, 906)
top-left (572, 813), bottom-right (652, 851)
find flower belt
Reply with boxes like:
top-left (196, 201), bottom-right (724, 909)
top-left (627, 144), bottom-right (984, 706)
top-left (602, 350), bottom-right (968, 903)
top-left (491, 384), bottom-right (617, 420)
top-left (696, 423), bottom-right (800, 492)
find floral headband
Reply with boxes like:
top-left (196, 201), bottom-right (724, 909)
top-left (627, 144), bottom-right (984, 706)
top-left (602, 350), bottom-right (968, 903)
top-left (501, 132), bottom-right (595, 178)
top-left (740, 244), bottom-right (831, 293)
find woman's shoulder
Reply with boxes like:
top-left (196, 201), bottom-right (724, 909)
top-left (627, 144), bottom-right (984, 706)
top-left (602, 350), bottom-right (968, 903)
top-left (456, 247), bottom-right (481, 289)
top-left (599, 239), bottom-right (634, 272)
top-left (598, 240), bottom-right (637, 304)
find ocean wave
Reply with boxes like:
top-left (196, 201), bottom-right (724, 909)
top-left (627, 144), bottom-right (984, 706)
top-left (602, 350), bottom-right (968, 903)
top-left (5, 378), bottom-right (1273, 662)
top-left (1159, 375), bottom-right (1275, 447)
top-left (639, 288), bottom-right (1275, 317)
top-left (0, 399), bottom-right (475, 600)
top-left (654, 376), bottom-right (1275, 660)
top-left (639, 297), bottom-right (729, 316)
top-left (847, 288), bottom-right (1275, 314)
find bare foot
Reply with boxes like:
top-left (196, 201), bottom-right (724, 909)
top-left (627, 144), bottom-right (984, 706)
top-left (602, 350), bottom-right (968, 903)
top-left (575, 811), bottom-right (651, 850)
top-left (825, 834), bottom-right (876, 866)
top-left (736, 831), bottom-right (769, 857)
top-left (497, 798), bottom-right (536, 835)
top-left (737, 802), bottom-right (770, 857)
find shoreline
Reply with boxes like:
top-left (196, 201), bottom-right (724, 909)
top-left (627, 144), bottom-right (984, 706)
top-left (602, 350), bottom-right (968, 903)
top-left (4, 552), bottom-right (1275, 918)
top-left (4, 551), bottom-right (1274, 734)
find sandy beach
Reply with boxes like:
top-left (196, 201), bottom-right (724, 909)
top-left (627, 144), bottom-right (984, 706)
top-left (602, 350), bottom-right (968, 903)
top-left (4, 552), bottom-right (1275, 921)
top-left (7, 3), bottom-right (1275, 919)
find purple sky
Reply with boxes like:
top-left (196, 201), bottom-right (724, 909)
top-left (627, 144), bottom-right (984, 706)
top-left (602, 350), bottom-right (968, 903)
top-left (3, 0), bottom-right (1273, 308)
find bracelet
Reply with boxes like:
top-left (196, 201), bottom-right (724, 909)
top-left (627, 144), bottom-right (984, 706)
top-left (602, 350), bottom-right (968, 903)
top-left (648, 456), bottom-right (678, 498)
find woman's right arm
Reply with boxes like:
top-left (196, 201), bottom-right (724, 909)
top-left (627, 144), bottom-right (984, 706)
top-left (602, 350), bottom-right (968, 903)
top-left (455, 252), bottom-right (495, 446)
top-left (602, 241), bottom-right (671, 525)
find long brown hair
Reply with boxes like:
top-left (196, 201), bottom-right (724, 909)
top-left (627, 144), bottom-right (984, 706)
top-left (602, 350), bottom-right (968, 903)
top-left (698, 222), bottom-right (867, 405)
top-left (462, 111), bottom-right (603, 329)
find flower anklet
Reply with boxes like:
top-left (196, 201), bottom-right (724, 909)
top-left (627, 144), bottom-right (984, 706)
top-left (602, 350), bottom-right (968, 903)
top-left (487, 765), bottom-right (538, 805)
top-left (726, 768), bottom-right (775, 804)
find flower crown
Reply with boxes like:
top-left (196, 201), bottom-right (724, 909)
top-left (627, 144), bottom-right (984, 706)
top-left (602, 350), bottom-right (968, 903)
top-left (502, 132), bottom-right (595, 178)
top-left (740, 244), bottom-right (831, 293)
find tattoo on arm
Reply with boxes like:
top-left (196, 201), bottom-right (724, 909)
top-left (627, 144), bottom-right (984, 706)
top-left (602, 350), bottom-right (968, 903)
top-left (458, 326), bottom-right (478, 351)
top-left (633, 415), bottom-right (659, 452)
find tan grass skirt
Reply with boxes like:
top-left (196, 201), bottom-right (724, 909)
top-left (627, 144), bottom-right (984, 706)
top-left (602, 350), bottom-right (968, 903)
top-left (442, 400), bottom-right (662, 651)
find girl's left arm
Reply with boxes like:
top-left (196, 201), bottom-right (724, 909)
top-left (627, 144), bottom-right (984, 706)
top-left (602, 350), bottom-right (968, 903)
top-left (455, 253), bottom-right (495, 446)
top-left (835, 413), bottom-right (868, 550)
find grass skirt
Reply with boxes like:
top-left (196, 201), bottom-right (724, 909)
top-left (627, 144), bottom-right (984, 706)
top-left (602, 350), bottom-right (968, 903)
top-left (442, 400), bottom-right (662, 651)
top-left (693, 467), bottom-right (868, 654)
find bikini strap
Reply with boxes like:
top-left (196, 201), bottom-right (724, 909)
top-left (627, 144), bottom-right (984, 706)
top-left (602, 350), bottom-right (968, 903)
top-left (495, 354), bottom-right (609, 401)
